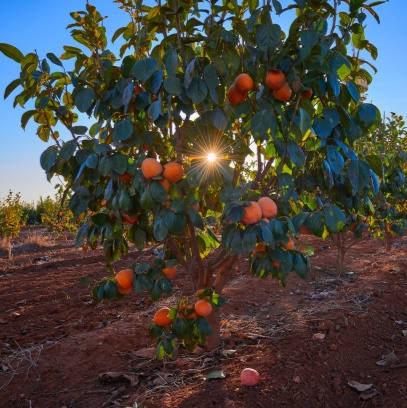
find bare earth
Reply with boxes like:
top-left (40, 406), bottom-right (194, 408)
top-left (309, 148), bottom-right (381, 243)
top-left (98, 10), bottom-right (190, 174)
top-left (0, 230), bottom-right (406, 408)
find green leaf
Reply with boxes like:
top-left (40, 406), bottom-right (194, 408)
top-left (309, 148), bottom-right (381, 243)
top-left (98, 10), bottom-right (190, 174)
top-left (163, 77), bottom-right (182, 95)
top-left (131, 228), bottom-right (146, 250)
top-left (111, 154), bottom-right (128, 174)
top-left (347, 159), bottom-right (371, 194)
top-left (300, 30), bottom-right (319, 59)
top-left (187, 208), bottom-right (204, 229)
top-left (287, 143), bottom-right (305, 167)
top-left (197, 317), bottom-right (212, 336)
top-left (148, 99), bottom-right (161, 121)
top-left (186, 78), bottom-right (208, 104)
top-left (346, 81), bottom-right (360, 102)
top-left (327, 146), bottom-right (344, 174)
top-left (85, 153), bottom-right (98, 169)
top-left (74, 88), bottom-right (95, 113)
top-left (112, 118), bottom-right (133, 142)
top-left (0, 43), bottom-right (24, 63)
top-left (203, 64), bottom-right (218, 103)
top-left (46, 52), bottom-right (63, 66)
top-left (131, 58), bottom-right (158, 82)
top-left (71, 126), bottom-right (88, 135)
top-left (104, 280), bottom-right (118, 300)
top-left (296, 108), bottom-right (311, 135)
top-left (60, 140), bottom-right (77, 160)
top-left (323, 205), bottom-right (345, 233)
top-left (21, 110), bottom-right (36, 130)
top-left (256, 24), bottom-right (281, 50)
top-left (153, 216), bottom-right (168, 241)
top-left (293, 253), bottom-right (308, 278)
top-left (165, 48), bottom-right (178, 77)
top-left (40, 146), bottom-right (58, 171)
top-left (357, 103), bottom-right (380, 127)
top-left (4, 78), bottom-right (20, 99)
top-left (150, 181), bottom-right (167, 203)
top-left (251, 109), bottom-right (277, 141)
top-left (211, 108), bottom-right (228, 131)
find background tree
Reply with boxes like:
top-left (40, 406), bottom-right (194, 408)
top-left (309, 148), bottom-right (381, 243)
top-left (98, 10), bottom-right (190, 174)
top-left (1, 0), bottom-right (384, 356)
top-left (356, 113), bottom-right (407, 249)
top-left (36, 187), bottom-right (78, 238)
top-left (0, 191), bottom-right (24, 259)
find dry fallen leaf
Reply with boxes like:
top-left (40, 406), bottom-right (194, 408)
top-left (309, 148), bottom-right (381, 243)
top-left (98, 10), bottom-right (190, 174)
top-left (98, 371), bottom-right (139, 387)
top-left (204, 369), bottom-right (226, 380)
top-left (376, 351), bottom-right (399, 367)
top-left (222, 349), bottom-right (237, 358)
top-left (134, 347), bottom-right (155, 359)
top-left (348, 380), bottom-right (373, 392)
top-left (312, 332), bottom-right (326, 341)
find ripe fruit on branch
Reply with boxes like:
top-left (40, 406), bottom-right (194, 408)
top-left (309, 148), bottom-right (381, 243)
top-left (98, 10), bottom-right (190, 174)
top-left (141, 158), bottom-right (163, 179)
top-left (122, 213), bottom-right (139, 225)
top-left (272, 260), bottom-right (281, 269)
top-left (234, 73), bottom-right (254, 93)
top-left (194, 299), bottom-right (213, 317)
top-left (163, 162), bottom-right (184, 183)
top-left (253, 242), bottom-right (266, 254)
top-left (162, 266), bottom-right (177, 280)
top-left (115, 268), bottom-right (134, 291)
top-left (153, 307), bottom-right (173, 326)
top-left (242, 202), bottom-right (262, 225)
top-left (301, 88), bottom-right (313, 100)
top-left (265, 69), bottom-right (286, 91)
top-left (160, 178), bottom-right (171, 192)
top-left (299, 225), bottom-right (312, 235)
top-left (227, 86), bottom-right (247, 106)
top-left (118, 285), bottom-right (132, 295)
top-left (257, 197), bottom-right (278, 219)
top-left (119, 172), bottom-right (133, 184)
top-left (283, 238), bottom-right (295, 251)
top-left (273, 82), bottom-right (293, 102)
top-left (240, 368), bottom-right (260, 386)
top-left (134, 84), bottom-right (142, 96)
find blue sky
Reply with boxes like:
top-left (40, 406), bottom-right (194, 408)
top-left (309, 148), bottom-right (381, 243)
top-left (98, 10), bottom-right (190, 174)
top-left (0, 0), bottom-right (406, 202)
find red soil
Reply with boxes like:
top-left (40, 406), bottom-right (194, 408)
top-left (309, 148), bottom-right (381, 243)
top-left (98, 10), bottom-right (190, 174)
top-left (0, 234), bottom-right (406, 407)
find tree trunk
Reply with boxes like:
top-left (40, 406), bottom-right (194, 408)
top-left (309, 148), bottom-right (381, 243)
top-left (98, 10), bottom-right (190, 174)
top-left (203, 255), bottom-right (238, 350)
top-left (335, 232), bottom-right (345, 276)
top-left (384, 230), bottom-right (392, 251)
top-left (7, 238), bottom-right (12, 260)
top-left (205, 309), bottom-right (221, 350)
top-left (336, 247), bottom-right (345, 276)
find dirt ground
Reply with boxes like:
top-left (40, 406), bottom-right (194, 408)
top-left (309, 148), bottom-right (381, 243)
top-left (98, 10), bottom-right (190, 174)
top-left (0, 230), bottom-right (406, 408)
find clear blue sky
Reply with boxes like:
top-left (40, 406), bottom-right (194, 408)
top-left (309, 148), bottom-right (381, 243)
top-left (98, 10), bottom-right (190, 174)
top-left (0, 1), bottom-right (406, 202)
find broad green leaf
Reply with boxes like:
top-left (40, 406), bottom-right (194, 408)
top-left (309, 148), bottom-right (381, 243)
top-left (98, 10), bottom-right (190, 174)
top-left (112, 118), bottom-right (133, 142)
top-left (74, 88), bottom-right (95, 113)
top-left (131, 57), bottom-right (158, 82)
top-left (186, 77), bottom-right (208, 104)
top-left (164, 77), bottom-right (182, 95)
top-left (0, 43), bottom-right (24, 63)
top-left (40, 146), bottom-right (58, 171)
top-left (46, 52), bottom-right (63, 66)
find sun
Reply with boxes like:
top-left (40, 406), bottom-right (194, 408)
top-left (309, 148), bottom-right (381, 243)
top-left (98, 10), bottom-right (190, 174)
top-left (206, 152), bottom-right (217, 163)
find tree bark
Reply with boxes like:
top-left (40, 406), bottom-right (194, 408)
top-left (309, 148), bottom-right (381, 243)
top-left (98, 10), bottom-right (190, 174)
top-left (335, 232), bottom-right (345, 276)
top-left (203, 255), bottom-right (238, 350)
top-left (7, 238), bottom-right (12, 260)
top-left (205, 308), bottom-right (221, 350)
top-left (384, 229), bottom-right (393, 251)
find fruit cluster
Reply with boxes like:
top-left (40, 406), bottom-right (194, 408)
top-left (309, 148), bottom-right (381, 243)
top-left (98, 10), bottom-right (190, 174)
top-left (227, 70), bottom-right (313, 105)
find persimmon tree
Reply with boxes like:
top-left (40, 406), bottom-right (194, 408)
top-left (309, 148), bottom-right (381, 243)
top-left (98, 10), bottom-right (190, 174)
top-left (1, 0), bottom-right (384, 356)
top-left (37, 190), bottom-right (78, 238)
top-left (356, 113), bottom-right (407, 249)
top-left (0, 191), bottom-right (24, 259)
